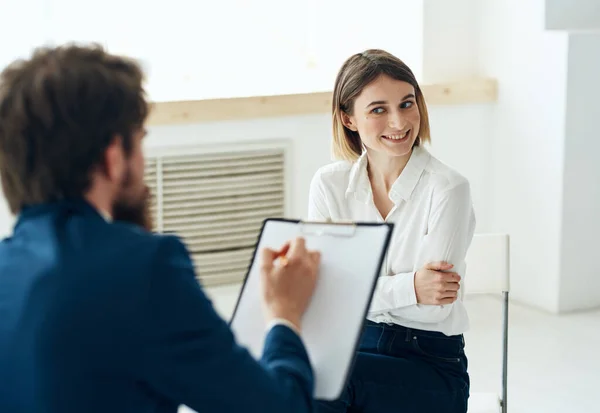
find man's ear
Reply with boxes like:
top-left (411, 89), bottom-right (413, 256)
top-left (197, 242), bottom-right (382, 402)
top-left (341, 112), bottom-right (358, 132)
top-left (103, 136), bottom-right (126, 183)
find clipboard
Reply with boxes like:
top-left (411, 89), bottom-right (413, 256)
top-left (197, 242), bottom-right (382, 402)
top-left (229, 218), bottom-right (394, 400)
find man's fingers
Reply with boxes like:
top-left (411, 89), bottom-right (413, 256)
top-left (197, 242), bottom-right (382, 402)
top-left (277, 242), bottom-right (291, 257)
top-left (309, 250), bottom-right (321, 267)
top-left (287, 237), bottom-right (307, 258)
top-left (260, 247), bottom-right (278, 271)
top-left (437, 297), bottom-right (457, 305)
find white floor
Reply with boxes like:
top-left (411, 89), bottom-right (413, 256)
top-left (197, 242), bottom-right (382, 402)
top-left (203, 286), bottom-right (600, 413)
top-left (464, 295), bottom-right (600, 413)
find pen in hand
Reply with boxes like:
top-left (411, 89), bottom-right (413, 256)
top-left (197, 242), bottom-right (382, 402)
top-left (276, 243), bottom-right (291, 267)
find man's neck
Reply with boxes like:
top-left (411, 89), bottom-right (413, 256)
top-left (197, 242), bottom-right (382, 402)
top-left (84, 191), bottom-right (113, 222)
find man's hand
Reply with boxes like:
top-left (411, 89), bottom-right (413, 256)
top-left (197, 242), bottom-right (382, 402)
top-left (260, 237), bottom-right (321, 333)
top-left (414, 262), bottom-right (461, 305)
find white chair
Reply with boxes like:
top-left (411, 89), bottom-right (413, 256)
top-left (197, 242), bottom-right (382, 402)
top-left (464, 233), bottom-right (510, 413)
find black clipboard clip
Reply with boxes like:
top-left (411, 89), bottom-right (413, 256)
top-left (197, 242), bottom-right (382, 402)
top-left (298, 218), bottom-right (357, 237)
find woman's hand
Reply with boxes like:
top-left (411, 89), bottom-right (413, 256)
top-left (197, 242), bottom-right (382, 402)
top-left (414, 262), bottom-right (461, 305)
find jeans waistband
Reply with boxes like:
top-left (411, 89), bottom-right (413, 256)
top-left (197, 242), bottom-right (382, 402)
top-left (364, 320), bottom-right (463, 342)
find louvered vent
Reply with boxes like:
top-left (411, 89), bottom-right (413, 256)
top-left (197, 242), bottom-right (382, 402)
top-left (144, 147), bottom-right (286, 286)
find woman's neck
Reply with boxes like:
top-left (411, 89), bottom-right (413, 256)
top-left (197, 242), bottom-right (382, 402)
top-left (366, 149), bottom-right (413, 192)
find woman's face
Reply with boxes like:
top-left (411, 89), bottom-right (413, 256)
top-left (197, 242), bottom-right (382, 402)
top-left (342, 75), bottom-right (421, 159)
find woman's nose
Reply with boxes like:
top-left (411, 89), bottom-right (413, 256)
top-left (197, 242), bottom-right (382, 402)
top-left (388, 110), bottom-right (406, 129)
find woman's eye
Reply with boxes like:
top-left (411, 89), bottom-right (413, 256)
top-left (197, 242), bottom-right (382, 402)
top-left (371, 107), bottom-right (385, 114)
top-left (401, 101), bottom-right (414, 109)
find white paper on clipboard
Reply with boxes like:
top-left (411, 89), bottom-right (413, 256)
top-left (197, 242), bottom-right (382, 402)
top-left (230, 218), bottom-right (394, 400)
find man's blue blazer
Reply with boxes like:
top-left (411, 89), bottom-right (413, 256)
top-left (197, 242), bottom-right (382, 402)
top-left (0, 199), bottom-right (315, 413)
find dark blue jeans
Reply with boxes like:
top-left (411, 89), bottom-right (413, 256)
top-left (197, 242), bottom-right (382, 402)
top-left (317, 320), bottom-right (469, 413)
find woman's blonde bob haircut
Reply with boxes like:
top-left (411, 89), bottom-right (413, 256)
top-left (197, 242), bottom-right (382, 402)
top-left (332, 49), bottom-right (431, 161)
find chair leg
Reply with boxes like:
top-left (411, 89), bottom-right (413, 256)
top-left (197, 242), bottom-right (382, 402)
top-left (501, 291), bottom-right (509, 413)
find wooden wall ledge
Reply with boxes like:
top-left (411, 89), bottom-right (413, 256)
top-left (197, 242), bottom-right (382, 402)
top-left (147, 78), bottom-right (498, 126)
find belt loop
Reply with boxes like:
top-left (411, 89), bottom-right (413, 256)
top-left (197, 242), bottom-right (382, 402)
top-left (405, 327), bottom-right (411, 342)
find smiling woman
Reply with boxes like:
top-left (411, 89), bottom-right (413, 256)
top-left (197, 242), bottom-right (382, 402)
top-left (338, 77), bottom-right (428, 164)
top-left (331, 50), bottom-right (431, 164)
top-left (309, 49), bottom-right (476, 413)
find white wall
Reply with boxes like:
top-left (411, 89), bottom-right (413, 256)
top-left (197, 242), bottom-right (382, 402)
top-left (426, 104), bottom-right (494, 232)
top-left (422, 0), bottom-right (479, 83)
top-left (31, 0), bottom-right (424, 102)
top-left (477, 0), bottom-right (569, 313)
top-left (477, 0), bottom-right (600, 313)
top-left (558, 32), bottom-right (600, 312)
top-left (0, 0), bottom-right (48, 71)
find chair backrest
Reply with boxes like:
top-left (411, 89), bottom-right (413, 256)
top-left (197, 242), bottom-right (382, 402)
top-left (464, 233), bottom-right (510, 294)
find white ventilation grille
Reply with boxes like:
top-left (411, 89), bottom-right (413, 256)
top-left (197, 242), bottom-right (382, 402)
top-left (145, 145), bottom-right (287, 286)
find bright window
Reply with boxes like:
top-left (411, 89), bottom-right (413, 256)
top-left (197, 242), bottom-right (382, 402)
top-left (2, 0), bottom-right (422, 101)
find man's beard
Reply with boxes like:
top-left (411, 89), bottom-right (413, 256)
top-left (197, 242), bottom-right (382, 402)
top-left (112, 184), bottom-right (154, 232)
